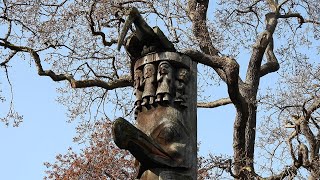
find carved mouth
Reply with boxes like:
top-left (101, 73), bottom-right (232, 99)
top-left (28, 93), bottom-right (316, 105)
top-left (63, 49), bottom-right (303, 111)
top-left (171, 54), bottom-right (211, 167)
top-left (112, 117), bottom-right (179, 168)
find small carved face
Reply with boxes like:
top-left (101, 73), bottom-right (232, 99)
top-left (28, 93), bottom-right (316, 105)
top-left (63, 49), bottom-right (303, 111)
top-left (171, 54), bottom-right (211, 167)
top-left (177, 68), bottom-right (189, 81)
top-left (159, 62), bottom-right (171, 74)
top-left (134, 69), bottom-right (143, 80)
top-left (134, 69), bottom-right (143, 87)
top-left (143, 64), bottom-right (155, 78)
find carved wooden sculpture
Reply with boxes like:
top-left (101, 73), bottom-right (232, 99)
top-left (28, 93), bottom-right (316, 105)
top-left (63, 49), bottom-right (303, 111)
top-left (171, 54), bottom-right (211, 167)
top-left (141, 64), bottom-right (156, 106)
top-left (113, 7), bottom-right (197, 180)
top-left (175, 68), bottom-right (189, 107)
top-left (156, 61), bottom-right (174, 104)
top-left (134, 69), bottom-right (144, 110)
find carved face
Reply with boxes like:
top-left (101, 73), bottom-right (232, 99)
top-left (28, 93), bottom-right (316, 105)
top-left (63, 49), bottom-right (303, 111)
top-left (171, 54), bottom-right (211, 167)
top-left (159, 62), bottom-right (172, 75)
top-left (143, 64), bottom-right (155, 78)
top-left (134, 69), bottom-right (143, 80)
top-left (134, 69), bottom-right (143, 86)
top-left (177, 68), bottom-right (189, 81)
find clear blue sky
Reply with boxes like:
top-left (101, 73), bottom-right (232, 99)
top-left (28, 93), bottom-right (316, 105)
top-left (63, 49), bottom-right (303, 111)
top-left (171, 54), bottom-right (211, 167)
top-left (0, 58), bottom-right (78, 179)
top-left (0, 54), bottom-right (237, 179)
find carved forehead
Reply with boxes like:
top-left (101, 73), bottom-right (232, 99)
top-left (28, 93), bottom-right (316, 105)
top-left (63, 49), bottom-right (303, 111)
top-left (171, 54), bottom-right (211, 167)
top-left (135, 69), bottom-right (143, 75)
top-left (178, 68), bottom-right (188, 73)
top-left (144, 63), bottom-right (155, 70)
top-left (158, 61), bottom-right (171, 67)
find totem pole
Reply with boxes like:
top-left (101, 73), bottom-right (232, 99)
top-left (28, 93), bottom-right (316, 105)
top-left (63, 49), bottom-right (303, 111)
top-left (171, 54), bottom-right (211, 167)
top-left (113, 7), bottom-right (197, 180)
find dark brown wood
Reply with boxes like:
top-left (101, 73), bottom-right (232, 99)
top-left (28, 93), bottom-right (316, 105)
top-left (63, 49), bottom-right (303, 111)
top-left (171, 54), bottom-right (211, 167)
top-left (113, 52), bottom-right (197, 179)
top-left (113, 8), bottom-right (197, 179)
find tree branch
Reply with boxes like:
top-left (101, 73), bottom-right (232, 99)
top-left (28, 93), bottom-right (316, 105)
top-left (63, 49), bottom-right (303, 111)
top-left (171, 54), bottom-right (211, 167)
top-left (264, 164), bottom-right (300, 180)
top-left (0, 40), bottom-right (133, 90)
top-left (305, 98), bottom-right (320, 119)
top-left (300, 98), bottom-right (320, 161)
top-left (187, 0), bottom-right (234, 84)
top-left (88, 1), bottom-right (118, 46)
top-left (0, 15), bottom-right (37, 36)
top-left (279, 13), bottom-right (320, 26)
top-left (30, 51), bottom-right (133, 89)
top-left (197, 98), bottom-right (232, 108)
top-left (184, 50), bottom-right (242, 107)
top-left (0, 51), bottom-right (17, 66)
top-left (245, 13), bottom-right (278, 85)
top-left (260, 36), bottom-right (280, 77)
top-left (187, 0), bottom-right (219, 56)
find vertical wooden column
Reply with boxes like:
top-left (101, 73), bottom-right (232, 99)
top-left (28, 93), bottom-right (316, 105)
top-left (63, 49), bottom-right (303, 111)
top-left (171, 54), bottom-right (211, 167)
top-left (132, 52), bottom-right (197, 179)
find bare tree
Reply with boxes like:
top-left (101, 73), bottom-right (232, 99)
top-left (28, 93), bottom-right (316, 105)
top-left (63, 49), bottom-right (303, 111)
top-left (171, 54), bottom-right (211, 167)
top-left (0, 0), bottom-right (319, 179)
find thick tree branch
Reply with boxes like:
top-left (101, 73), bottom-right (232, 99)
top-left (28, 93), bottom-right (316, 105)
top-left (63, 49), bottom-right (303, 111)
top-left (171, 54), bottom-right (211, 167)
top-left (305, 98), bottom-right (320, 119)
top-left (187, 0), bottom-right (219, 56)
top-left (300, 119), bottom-right (317, 161)
top-left (0, 40), bottom-right (133, 90)
top-left (197, 98), bottom-right (232, 108)
top-left (260, 36), bottom-right (280, 77)
top-left (187, 0), bottom-right (234, 84)
top-left (264, 164), bottom-right (300, 180)
top-left (300, 98), bottom-right (320, 161)
top-left (30, 51), bottom-right (133, 89)
top-left (279, 13), bottom-right (320, 26)
top-left (186, 2), bottom-right (249, 174)
top-left (184, 50), bottom-right (242, 108)
top-left (246, 13), bottom-right (278, 86)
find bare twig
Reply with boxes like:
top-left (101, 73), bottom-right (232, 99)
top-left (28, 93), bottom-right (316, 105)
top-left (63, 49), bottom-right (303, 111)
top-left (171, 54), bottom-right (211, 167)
top-left (0, 51), bottom-right (17, 66)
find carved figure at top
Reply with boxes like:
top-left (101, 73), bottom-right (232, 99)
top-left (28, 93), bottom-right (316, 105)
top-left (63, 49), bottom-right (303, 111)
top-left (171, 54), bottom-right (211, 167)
top-left (134, 69), bottom-right (144, 110)
top-left (117, 7), bottom-right (176, 59)
top-left (175, 68), bottom-right (189, 107)
top-left (156, 61), bottom-right (174, 103)
top-left (141, 63), bottom-right (156, 106)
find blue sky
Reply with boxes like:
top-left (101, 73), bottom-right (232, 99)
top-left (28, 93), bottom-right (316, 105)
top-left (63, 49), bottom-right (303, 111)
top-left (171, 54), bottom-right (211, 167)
top-left (0, 58), bottom-right (78, 179)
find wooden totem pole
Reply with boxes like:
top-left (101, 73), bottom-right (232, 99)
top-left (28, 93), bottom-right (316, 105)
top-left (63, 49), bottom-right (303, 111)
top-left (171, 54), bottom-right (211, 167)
top-left (113, 8), bottom-right (197, 179)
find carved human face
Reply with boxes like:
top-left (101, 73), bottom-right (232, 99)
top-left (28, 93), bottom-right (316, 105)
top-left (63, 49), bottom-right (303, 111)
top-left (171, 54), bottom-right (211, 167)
top-left (178, 68), bottom-right (189, 81)
top-left (134, 69), bottom-right (143, 80)
top-left (134, 69), bottom-right (143, 87)
top-left (144, 64), bottom-right (155, 78)
top-left (159, 62), bottom-right (171, 74)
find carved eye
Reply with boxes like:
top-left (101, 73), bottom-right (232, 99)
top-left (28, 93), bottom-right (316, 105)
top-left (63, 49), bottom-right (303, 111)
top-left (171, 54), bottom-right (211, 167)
top-left (157, 125), bottom-right (178, 143)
